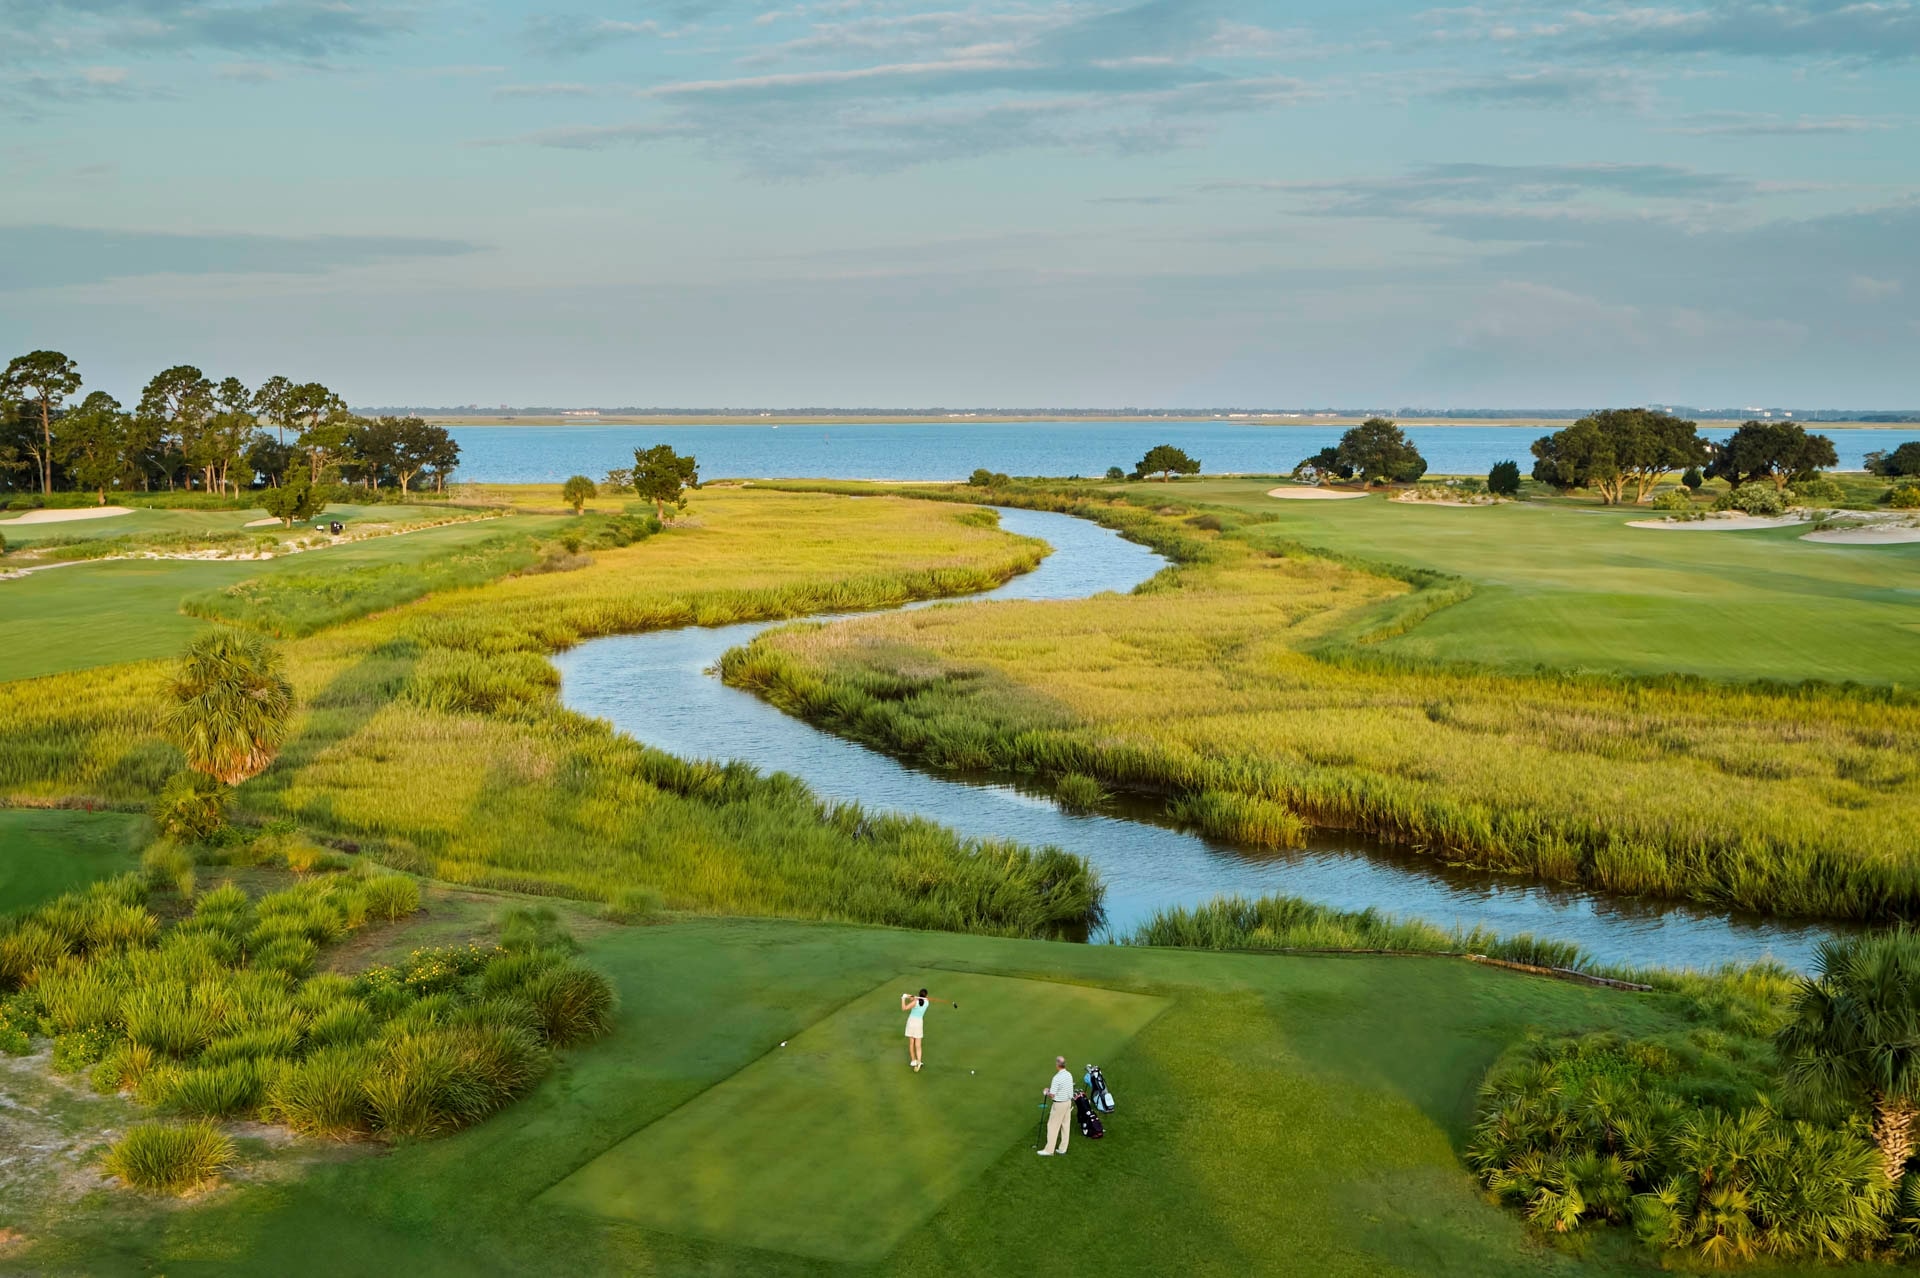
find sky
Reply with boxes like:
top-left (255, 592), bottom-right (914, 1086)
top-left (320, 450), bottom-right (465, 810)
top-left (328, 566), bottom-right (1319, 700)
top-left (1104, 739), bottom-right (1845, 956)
top-left (2, 0), bottom-right (1917, 408)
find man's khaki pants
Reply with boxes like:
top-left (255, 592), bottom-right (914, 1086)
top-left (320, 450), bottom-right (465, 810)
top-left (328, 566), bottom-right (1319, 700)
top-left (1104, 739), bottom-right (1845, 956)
top-left (1043, 1100), bottom-right (1073, 1153)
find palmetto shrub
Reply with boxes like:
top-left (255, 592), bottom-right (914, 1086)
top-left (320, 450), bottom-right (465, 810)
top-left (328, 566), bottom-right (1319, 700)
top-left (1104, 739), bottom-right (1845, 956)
top-left (1468, 1031), bottom-right (1893, 1262)
top-left (103, 1119), bottom-right (236, 1194)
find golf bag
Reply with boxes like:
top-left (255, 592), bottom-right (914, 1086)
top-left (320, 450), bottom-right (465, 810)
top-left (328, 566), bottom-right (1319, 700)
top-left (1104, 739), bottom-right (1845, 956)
top-left (1083, 1064), bottom-right (1115, 1113)
top-left (1073, 1091), bottom-right (1105, 1139)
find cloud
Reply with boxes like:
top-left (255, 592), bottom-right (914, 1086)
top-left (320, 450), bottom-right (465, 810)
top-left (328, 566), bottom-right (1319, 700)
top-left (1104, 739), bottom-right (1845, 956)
top-left (0, 224), bottom-right (483, 291)
top-left (1432, 0), bottom-right (1920, 63)
top-left (494, 0), bottom-right (1314, 175)
top-left (1426, 66), bottom-right (1654, 109)
top-left (523, 14), bottom-right (690, 57)
top-left (1215, 162), bottom-right (1768, 219)
top-left (1659, 111), bottom-right (1899, 135)
top-left (3, 0), bottom-right (416, 62)
top-left (1850, 274), bottom-right (1904, 299)
top-left (0, 65), bottom-right (155, 119)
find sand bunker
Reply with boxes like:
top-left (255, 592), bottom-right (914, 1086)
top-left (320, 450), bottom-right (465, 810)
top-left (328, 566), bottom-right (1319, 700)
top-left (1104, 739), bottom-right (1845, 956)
top-left (1626, 513), bottom-right (1803, 532)
top-left (1801, 525), bottom-right (1920, 545)
top-left (243, 516), bottom-right (284, 527)
top-left (1268, 487), bottom-right (1370, 501)
top-left (0, 505), bottom-right (134, 524)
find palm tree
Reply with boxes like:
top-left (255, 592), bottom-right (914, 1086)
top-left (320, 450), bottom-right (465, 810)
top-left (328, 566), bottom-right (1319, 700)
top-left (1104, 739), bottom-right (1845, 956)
top-left (164, 630), bottom-right (295, 785)
top-left (1777, 928), bottom-right (1920, 1184)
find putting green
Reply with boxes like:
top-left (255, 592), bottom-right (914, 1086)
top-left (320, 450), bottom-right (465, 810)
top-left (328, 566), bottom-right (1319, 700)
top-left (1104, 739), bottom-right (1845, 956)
top-left (0, 809), bottom-right (145, 915)
top-left (541, 969), bottom-right (1166, 1261)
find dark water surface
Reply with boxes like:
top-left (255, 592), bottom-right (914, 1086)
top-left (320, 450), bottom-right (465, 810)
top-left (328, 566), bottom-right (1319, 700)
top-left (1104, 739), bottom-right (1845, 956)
top-left (554, 507), bottom-right (1841, 971)
top-left (456, 421), bottom-right (1906, 485)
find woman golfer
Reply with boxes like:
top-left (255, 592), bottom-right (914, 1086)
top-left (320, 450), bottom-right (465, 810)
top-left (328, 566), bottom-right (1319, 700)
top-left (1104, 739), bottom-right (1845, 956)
top-left (901, 988), bottom-right (934, 1071)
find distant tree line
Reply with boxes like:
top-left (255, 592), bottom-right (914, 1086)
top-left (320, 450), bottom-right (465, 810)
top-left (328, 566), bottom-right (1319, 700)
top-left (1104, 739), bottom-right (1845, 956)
top-left (0, 350), bottom-right (459, 502)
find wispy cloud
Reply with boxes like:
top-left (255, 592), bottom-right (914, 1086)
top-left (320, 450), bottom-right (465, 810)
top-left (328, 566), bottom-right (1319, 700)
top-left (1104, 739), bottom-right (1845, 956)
top-left (523, 14), bottom-right (694, 57)
top-left (0, 224), bottom-right (483, 291)
top-left (1211, 161), bottom-right (1770, 214)
top-left (1424, 0), bottom-right (1920, 63)
top-left (1425, 66), bottom-right (1654, 109)
top-left (495, 0), bottom-right (1315, 175)
top-left (1658, 111), bottom-right (1901, 136)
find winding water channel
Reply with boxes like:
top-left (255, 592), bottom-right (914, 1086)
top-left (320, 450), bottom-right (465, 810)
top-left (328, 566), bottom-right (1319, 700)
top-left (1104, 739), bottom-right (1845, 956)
top-left (554, 507), bottom-right (1844, 972)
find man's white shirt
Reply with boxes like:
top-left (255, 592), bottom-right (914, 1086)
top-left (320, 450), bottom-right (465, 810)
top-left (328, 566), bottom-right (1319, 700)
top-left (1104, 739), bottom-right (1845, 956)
top-left (1050, 1069), bottom-right (1074, 1104)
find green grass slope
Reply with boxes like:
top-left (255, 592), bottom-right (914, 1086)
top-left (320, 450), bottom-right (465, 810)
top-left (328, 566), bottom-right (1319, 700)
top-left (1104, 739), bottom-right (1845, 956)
top-left (29, 915), bottom-right (1856, 1278)
top-left (1165, 478), bottom-right (1920, 683)
top-left (0, 808), bottom-right (145, 915)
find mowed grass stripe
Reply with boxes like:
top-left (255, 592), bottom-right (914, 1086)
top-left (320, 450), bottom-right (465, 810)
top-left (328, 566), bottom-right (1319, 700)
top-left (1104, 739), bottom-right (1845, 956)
top-left (542, 969), bottom-right (1166, 1262)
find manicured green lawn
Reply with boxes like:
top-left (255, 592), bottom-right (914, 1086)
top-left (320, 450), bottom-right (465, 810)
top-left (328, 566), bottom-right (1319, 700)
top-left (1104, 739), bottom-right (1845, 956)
top-left (31, 913), bottom-right (1854, 1278)
top-left (0, 808), bottom-right (145, 914)
top-left (547, 969), bottom-right (1167, 1261)
top-left (0, 514), bottom-right (564, 680)
top-left (1164, 478), bottom-right (1920, 683)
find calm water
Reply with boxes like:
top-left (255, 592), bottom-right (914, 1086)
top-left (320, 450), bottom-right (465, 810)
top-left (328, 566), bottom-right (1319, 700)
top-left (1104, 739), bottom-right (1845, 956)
top-left (452, 421), bottom-right (1907, 484)
top-left (554, 507), bottom-right (1841, 971)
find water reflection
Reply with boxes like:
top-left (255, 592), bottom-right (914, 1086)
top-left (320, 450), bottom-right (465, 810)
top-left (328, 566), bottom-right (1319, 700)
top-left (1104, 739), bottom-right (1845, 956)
top-left (553, 506), bottom-right (1843, 971)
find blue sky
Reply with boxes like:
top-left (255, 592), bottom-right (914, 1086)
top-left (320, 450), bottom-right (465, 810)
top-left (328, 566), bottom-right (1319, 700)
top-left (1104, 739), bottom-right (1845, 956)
top-left (3, 0), bottom-right (1916, 406)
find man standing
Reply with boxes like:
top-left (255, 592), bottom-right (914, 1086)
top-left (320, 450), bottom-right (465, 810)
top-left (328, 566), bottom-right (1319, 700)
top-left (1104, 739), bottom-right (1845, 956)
top-left (1038, 1055), bottom-right (1074, 1156)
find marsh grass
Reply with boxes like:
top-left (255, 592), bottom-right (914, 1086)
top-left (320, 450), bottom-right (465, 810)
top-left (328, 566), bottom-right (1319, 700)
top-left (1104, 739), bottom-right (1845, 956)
top-left (1129, 892), bottom-right (1589, 970)
top-left (1, 490), bottom-right (1099, 938)
top-left (1051, 773), bottom-right (1107, 814)
top-left (178, 513), bottom-right (660, 639)
top-left (730, 485), bottom-right (1920, 922)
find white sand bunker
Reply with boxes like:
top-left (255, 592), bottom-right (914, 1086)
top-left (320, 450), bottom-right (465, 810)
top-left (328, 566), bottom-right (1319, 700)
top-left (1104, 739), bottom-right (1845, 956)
top-left (1627, 513), bottom-right (1803, 532)
top-left (0, 505), bottom-right (134, 524)
top-left (243, 516), bottom-right (285, 527)
top-left (1268, 486), bottom-right (1370, 501)
top-left (1801, 524), bottom-right (1920, 545)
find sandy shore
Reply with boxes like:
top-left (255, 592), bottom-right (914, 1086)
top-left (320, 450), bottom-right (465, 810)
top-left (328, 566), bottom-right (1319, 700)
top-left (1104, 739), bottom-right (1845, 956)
top-left (1268, 487), bottom-right (1370, 501)
top-left (0, 505), bottom-right (134, 524)
top-left (1626, 513), bottom-right (1803, 531)
top-left (1801, 525), bottom-right (1920, 545)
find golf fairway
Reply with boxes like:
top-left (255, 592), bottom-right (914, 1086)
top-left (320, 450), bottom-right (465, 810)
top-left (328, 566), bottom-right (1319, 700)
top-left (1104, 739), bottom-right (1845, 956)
top-left (542, 969), bottom-right (1167, 1261)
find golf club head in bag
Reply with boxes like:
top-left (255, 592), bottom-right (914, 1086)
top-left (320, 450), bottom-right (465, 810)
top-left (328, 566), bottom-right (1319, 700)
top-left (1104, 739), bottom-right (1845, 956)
top-left (1084, 1064), bottom-right (1115, 1113)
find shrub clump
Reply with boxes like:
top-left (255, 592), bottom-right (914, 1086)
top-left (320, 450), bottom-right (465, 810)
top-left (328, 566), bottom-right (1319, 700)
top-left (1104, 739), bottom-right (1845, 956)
top-left (150, 771), bottom-right (228, 842)
top-left (1, 867), bottom-right (618, 1168)
top-left (1715, 482), bottom-right (1788, 517)
top-left (1468, 1032), bottom-right (1891, 1263)
top-left (103, 1119), bottom-right (236, 1194)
